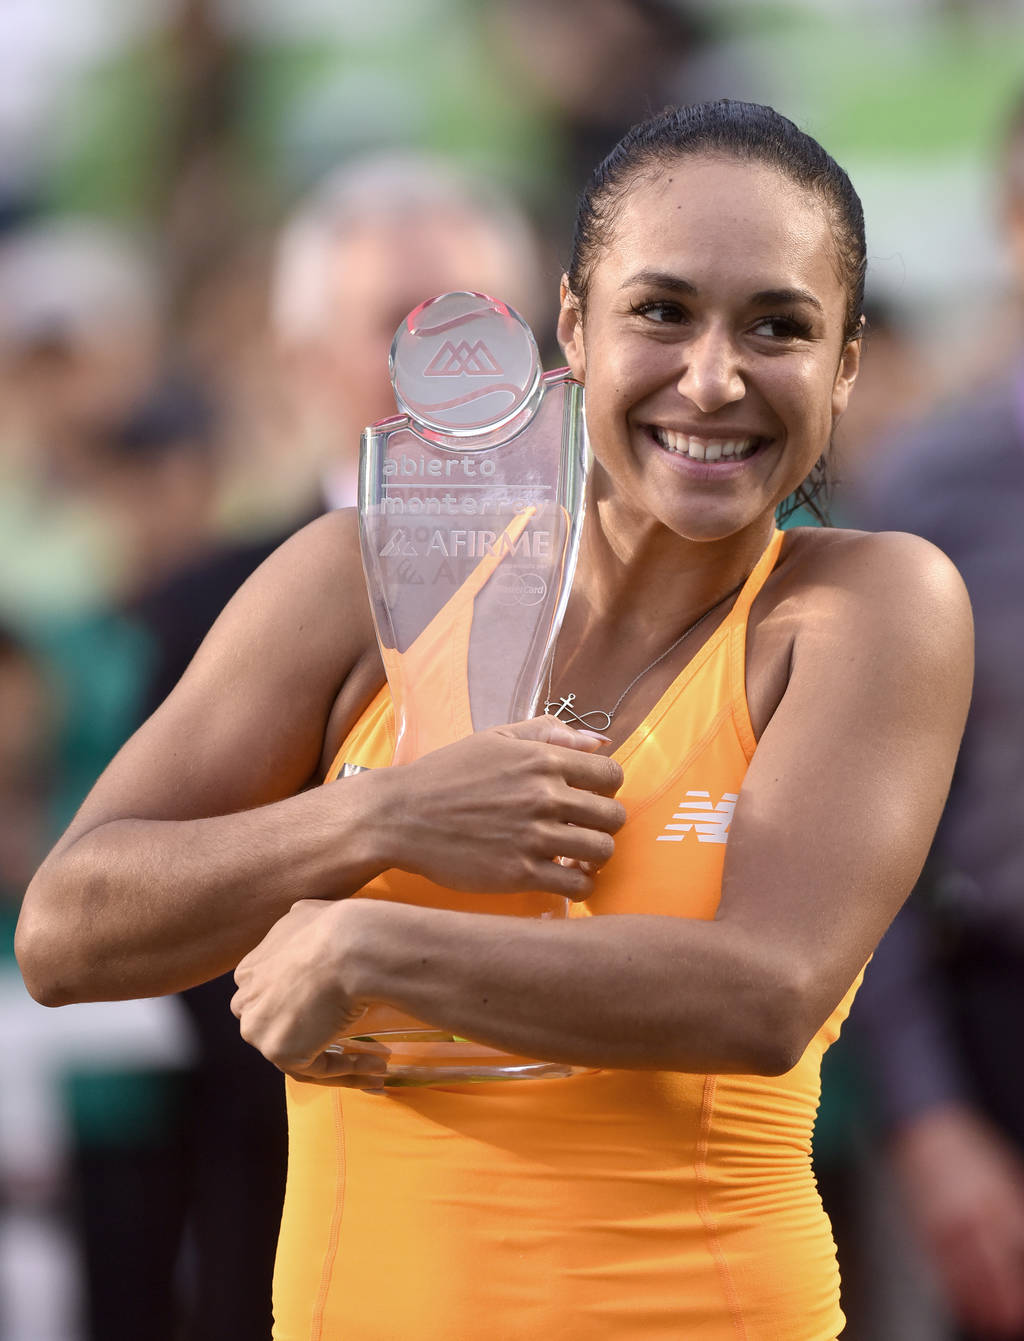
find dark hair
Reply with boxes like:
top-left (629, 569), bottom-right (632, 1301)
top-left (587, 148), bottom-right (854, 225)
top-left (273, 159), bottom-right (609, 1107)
top-left (567, 101), bottom-right (867, 525)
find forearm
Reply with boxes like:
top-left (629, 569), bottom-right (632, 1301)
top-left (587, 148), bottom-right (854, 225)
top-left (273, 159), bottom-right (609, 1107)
top-left (17, 772), bottom-right (392, 1004)
top-left (349, 902), bottom-right (812, 1075)
top-left (20, 717), bottom-right (625, 1007)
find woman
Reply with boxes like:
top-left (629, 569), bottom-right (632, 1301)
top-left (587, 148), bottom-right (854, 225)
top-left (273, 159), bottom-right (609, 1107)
top-left (18, 102), bottom-right (971, 1339)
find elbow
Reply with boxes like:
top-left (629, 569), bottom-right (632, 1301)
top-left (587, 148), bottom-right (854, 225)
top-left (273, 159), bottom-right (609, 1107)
top-left (15, 880), bottom-right (89, 1007)
top-left (743, 967), bottom-right (821, 1077)
top-left (15, 913), bottom-right (71, 1006)
top-left (754, 1030), bottom-right (811, 1078)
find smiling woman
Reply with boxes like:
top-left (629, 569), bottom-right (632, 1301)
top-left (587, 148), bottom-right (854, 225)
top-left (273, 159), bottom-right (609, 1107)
top-left (17, 103), bottom-right (972, 1341)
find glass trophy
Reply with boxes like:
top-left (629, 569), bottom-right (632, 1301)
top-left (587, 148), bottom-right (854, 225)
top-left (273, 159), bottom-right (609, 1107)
top-left (336, 290), bottom-right (588, 1085)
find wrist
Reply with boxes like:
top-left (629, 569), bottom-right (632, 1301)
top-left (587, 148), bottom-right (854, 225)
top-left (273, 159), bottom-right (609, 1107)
top-left (334, 896), bottom-right (411, 1008)
top-left (356, 765), bottom-right (413, 876)
top-left (322, 766), bottom-right (400, 890)
top-left (361, 761), bottom-right (424, 877)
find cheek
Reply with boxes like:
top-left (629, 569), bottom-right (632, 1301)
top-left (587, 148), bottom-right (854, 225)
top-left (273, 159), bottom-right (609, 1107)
top-left (772, 357), bottom-right (839, 433)
top-left (593, 342), bottom-right (670, 411)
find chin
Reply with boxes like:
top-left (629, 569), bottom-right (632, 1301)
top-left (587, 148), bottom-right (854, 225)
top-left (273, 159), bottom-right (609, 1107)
top-left (644, 491), bottom-right (779, 542)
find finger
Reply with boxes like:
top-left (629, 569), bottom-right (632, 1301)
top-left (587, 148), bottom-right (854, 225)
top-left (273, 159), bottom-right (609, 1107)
top-left (557, 857), bottom-right (599, 878)
top-left (290, 1046), bottom-right (391, 1083)
top-left (548, 746), bottom-right (624, 797)
top-left (558, 791), bottom-right (627, 833)
top-left (535, 858), bottom-right (595, 901)
top-left (502, 715), bottom-right (610, 753)
top-left (544, 823), bottom-right (615, 866)
top-left (285, 1066), bottom-right (391, 1091)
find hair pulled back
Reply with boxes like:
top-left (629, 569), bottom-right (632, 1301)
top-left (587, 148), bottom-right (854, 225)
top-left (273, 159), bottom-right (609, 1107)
top-left (567, 101), bottom-right (866, 524)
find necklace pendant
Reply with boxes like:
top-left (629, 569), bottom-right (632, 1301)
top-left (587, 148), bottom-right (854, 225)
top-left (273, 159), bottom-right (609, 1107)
top-left (544, 693), bottom-right (614, 733)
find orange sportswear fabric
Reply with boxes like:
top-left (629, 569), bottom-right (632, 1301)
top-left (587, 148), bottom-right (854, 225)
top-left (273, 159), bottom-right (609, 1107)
top-left (379, 507), bottom-right (535, 763)
top-left (274, 527), bottom-right (857, 1340)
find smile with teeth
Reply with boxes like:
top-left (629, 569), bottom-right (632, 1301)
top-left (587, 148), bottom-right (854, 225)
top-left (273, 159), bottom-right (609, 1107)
top-left (651, 427), bottom-right (762, 462)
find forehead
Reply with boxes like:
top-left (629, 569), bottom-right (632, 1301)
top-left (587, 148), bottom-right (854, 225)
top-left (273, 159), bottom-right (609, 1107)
top-left (595, 156), bottom-right (842, 306)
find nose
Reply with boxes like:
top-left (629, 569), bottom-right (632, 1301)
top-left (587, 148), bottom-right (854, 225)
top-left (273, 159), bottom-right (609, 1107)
top-left (675, 326), bottom-right (745, 413)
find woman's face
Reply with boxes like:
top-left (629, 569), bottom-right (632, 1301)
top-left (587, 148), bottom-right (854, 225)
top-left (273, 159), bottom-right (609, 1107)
top-left (558, 155), bottom-right (860, 543)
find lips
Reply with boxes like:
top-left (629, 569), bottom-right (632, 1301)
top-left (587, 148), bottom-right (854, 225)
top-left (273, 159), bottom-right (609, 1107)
top-left (650, 426), bottom-right (764, 462)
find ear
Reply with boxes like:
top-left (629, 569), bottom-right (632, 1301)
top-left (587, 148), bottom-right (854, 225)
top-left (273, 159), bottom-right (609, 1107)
top-left (557, 276), bottom-right (586, 382)
top-left (831, 325), bottom-right (862, 421)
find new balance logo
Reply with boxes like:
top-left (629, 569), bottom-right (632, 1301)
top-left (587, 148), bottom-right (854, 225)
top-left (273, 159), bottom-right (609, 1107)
top-left (423, 340), bottom-right (503, 377)
top-left (656, 791), bottom-right (737, 845)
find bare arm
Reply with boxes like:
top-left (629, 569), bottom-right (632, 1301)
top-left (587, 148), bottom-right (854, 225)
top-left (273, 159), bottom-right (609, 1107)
top-left (17, 510), bottom-right (624, 1004)
top-left (232, 531), bottom-right (974, 1078)
top-left (16, 512), bottom-right (384, 1001)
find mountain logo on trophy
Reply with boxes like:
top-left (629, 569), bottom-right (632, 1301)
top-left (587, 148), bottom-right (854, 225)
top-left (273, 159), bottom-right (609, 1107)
top-left (390, 292), bottom-right (542, 434)
top-left (423, 340), bottom-right (503, 377)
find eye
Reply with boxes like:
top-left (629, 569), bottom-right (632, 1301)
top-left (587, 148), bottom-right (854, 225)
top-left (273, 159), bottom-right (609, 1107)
top-left (629, 300), bottom-right (686, 325)
top-left (750, 314), bottom-right (814, 340)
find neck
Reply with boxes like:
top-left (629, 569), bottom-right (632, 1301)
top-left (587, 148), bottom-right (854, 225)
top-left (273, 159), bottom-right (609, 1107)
top-left (567, 482), bottom-right (777, 641)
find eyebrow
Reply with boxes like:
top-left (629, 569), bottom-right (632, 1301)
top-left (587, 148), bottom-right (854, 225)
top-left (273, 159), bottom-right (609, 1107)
top-left (621, 269), bottom-right (697, 295)
top-left (620, 270), bottom-right (825, 314)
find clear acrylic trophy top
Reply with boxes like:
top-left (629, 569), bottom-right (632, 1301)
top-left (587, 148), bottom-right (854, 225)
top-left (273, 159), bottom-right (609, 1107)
top-left (390, 291), bottom-right (544, 438)
top-left (358, 292), bottom-right (587, 766)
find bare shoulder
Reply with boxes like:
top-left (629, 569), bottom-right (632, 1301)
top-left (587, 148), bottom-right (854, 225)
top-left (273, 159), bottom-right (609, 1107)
top-left (228, 506), bottom-right (366, 617)
top-left (746, 527), bottom-right (972, 740)
top-left (182, 507), bottom-right (380, 730)
top-left (207, 507), bottom-right (373, 663)
top-left (177, 506), bottom-right (386, 777)
top-left (779, 525), bottom-right (972, 645)
top-left (784, 526), bottom-right (972, 729)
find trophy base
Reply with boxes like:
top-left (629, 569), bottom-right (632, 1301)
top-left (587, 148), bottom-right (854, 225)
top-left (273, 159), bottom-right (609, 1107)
top-left (330, 1008), bottom-right (589, 1087)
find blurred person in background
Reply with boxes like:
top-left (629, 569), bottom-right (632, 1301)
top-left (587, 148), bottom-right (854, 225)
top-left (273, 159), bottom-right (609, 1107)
top-left (0, 222), bottom-right (224, 1341)
top-left (64, 369), bottom-right (226, 1341)
top-left (94, 371), bottom-right (221, 599)
top-left (138, 149), bottom-right (547, 711)
top-left (847, 88), bottom-right (1024, 1341)
top-left (0, 219), bottom-right (163, 639)
top-left (270, 151), bottom-right (547, 513)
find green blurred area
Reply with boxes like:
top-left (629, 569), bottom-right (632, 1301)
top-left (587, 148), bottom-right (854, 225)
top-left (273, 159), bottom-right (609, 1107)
top-left (45, 4), bottom-right (1024, 225)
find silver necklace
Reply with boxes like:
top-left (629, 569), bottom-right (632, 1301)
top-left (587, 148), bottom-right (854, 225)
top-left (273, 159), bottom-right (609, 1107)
top-left (543, 577), bottom-right (748, 733)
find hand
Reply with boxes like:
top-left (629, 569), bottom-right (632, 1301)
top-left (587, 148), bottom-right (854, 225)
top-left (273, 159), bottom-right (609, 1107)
top-left (892, 1104), bottom-right (1024, 1337)
top-left (231, 899), bottom-right (389, 1089)
top-left (379, 716), bottom-right (625, 900)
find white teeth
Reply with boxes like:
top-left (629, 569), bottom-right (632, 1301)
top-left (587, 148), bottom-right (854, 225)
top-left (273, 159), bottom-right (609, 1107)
top-left (653, 428), bottom-right (759, 461)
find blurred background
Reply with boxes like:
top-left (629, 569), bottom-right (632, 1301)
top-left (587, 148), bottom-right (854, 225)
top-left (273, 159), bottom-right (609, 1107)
top-left (3, 1), bottom-right (1024, 1338)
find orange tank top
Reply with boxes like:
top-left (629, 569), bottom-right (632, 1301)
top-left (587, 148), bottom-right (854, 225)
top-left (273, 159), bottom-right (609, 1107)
top-left (273, 528), bottom-right (858, 1341)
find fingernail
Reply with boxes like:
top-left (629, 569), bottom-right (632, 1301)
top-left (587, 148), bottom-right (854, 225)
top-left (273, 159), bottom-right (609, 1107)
top-left (577, 730), bottom-right (611, 743)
